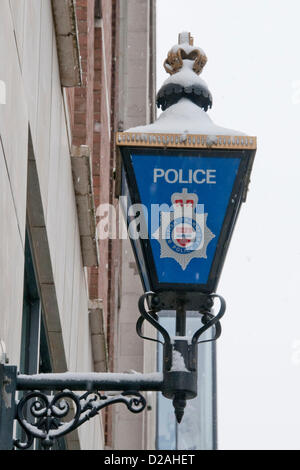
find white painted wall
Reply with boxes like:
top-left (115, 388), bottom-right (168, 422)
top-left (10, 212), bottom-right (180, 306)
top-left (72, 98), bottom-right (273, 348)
top-left (0, 0), bottom-right (28, 367)
top-left (0, 0), bottom-right (104, 450)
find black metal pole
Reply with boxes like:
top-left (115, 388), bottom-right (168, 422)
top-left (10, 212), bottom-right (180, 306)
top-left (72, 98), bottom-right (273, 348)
top-left (0, 365), bottom-right (17, 450)
top-left (16, 372), bottom-right (163, 392)
top-left (212, 338), bottom-right (218, 450)
top-left (175, 301), bottom-right (187, 448)
top-left (175, 301), bottom-right (186, 337)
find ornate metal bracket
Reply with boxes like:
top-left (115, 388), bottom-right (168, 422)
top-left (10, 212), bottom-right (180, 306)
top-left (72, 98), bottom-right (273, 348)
top-left (0, 291), bottom-right (225, 450)
top-left (14, 390), bottom-right (146, 450)
top-left (136, 291), bottom-right (226, 423)
top-left (136, 292), bottom-right (226, 346)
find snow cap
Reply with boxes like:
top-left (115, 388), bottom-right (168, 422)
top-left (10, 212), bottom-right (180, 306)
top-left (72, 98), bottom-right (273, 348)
top-left (157, 32), bottom-right (212, 112)
top-left (126, 32), bottom-right (245, 137)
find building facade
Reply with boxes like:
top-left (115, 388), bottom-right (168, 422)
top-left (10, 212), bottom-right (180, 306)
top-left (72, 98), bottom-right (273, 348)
top-left (0, 0), bottom-right (156, 450)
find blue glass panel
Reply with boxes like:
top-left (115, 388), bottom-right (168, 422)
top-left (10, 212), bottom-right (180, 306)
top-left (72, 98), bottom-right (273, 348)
top-left (121, 167), bottom-right (151, 291)
top-left (131, 153), bottom-right (240, 285)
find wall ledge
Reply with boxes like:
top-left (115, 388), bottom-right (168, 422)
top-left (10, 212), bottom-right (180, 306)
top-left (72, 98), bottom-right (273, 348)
top-left (71, 145), bottom-right (99, 267)
top-left (51, 0), bottom-right (82, 87)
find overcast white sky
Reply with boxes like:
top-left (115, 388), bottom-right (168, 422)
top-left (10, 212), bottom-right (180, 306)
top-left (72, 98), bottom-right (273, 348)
top-left (157, 0), bottom-right (300, 450)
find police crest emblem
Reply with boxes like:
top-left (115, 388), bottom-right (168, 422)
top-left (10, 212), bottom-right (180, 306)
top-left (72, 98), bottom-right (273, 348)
top-left (153, 188), bottom-right (215, 270)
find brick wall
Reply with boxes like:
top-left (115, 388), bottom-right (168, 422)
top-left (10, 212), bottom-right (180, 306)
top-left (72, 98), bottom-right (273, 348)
top-left (66, 0), bottom-right (121, 448)
top-left (72, 0), bottom-right (95, 153)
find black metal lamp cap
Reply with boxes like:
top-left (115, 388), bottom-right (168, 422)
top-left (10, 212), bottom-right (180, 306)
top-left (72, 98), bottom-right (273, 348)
top-left (156, 82), bottom-right (213, 111)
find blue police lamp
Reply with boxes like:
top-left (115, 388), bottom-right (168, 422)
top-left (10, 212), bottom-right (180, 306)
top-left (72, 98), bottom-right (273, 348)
top-left (117, 32), bottom-right (256, 312)
top-left (116, 32), bottom-right (257, 422)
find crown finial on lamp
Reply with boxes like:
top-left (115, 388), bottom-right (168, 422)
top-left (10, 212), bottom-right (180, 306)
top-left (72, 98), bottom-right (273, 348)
top-left (158, 33), bottom-right (212, 112)
top-left (164, 32), bottom-right (207, 76)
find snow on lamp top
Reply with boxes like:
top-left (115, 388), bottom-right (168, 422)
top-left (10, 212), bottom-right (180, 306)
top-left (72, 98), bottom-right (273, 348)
top-left (157, 32), bottom-right (212, 112)
top-left (125, 32), bottom-right (246, 137)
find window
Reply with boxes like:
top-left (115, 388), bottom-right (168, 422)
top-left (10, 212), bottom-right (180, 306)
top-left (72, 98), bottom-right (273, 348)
top-left (20, 232), bottom-right (41, 375)
top-left (18, 231), bottom-right (65, 450)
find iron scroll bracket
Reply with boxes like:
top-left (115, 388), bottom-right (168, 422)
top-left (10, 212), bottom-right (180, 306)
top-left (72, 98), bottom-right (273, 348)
top-left (136, 291), bottom-right (226, 346)
top-left (0, 368), bottom-right (163, 450)
top-left (192, 293), bottom-right (226, 345)
top-left (0, 292), bottom-right (226, 449)
top-left (14, 389), bottom-right (147, 450)
top-left (135, 291), bottom-right (226, 424)
top-left (136, 292), bottom-right (171, 345)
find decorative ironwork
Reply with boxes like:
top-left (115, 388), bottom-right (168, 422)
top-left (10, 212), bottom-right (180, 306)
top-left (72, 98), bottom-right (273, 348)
top-left (193, 293), bottom-right (226, 345)
top-left (0, 292), bottom-right (225, 448)
top-left (136, 291), bottom-right (226, 423)
top-left (14, 389), bottom-right (146, 450)
top-left (136, 291), bottom-right (226, 347)
top-left (136, 292), bottom-right (171, 346)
